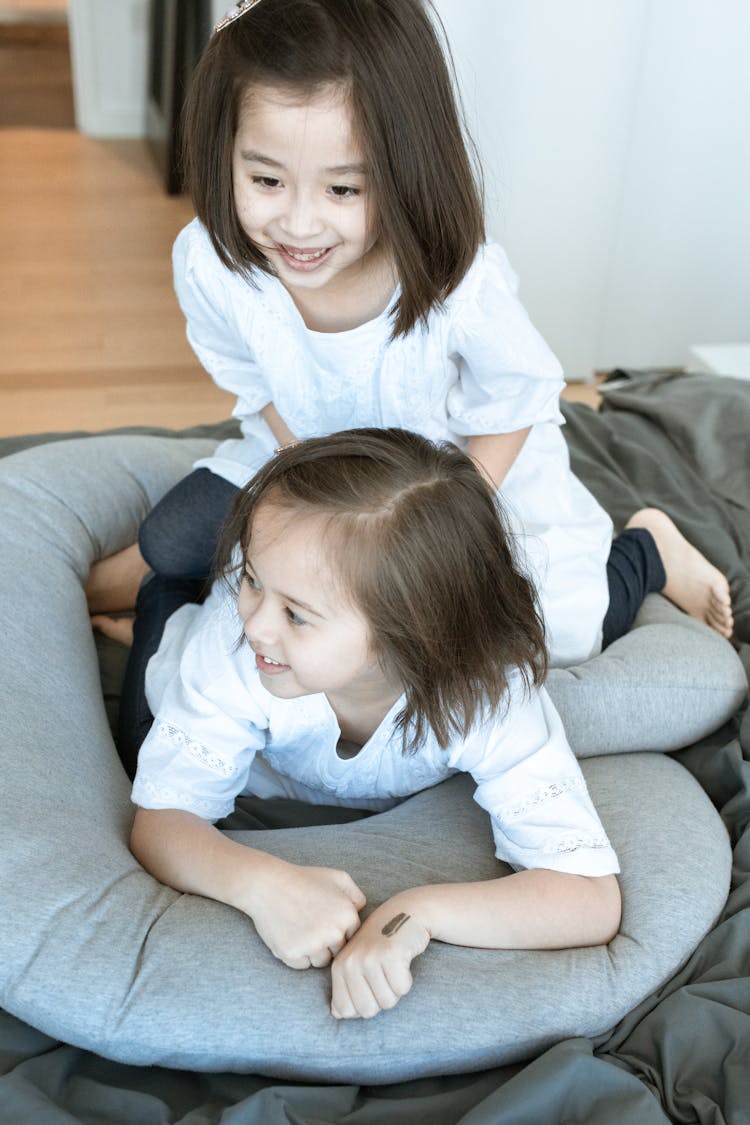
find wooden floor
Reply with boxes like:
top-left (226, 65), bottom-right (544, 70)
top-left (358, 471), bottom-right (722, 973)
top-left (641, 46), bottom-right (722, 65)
top-left (0, 125), bottom-right (599, 439)
top-left (0, 128), bottom-right (235, 436)
top-left (0, 21), bottom-right (75, 129)
top-left (0, 1), bottom-right (69, 15)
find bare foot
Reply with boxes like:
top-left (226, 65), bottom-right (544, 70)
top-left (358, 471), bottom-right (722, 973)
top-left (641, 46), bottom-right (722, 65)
top-left (86, 542), bottom-right (150, 614)
top-left (626, 508), bottom-right (734, 639)
top-left (91, 614), bottom-right (135, 648)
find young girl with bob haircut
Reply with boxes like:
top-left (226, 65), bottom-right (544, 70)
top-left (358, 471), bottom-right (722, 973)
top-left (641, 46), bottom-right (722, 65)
top-left (130, 428), bottom-right (622, 1022)
top-left (89, 0), bottom-right (732, 709)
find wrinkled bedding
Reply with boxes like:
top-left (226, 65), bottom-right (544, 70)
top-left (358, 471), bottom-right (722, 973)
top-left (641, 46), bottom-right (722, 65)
top-left (1, 370), bottom-right (748, 1124)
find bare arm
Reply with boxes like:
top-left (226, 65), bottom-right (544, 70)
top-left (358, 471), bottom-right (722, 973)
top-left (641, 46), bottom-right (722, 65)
top-left (131, 807), bottom-right (365, 969)
top-left (331, 870), bottom-right (620, 1019)
top-left (397, 869), bottom-right (620, 949)
top-left (466, 429), bottom-right (530, 490)
top-left (260, 402), bottom-right (297, 449)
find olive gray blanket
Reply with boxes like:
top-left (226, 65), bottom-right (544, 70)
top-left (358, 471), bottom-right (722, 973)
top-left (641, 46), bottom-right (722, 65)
top-left (1, 370), bottom-right (748, 1124)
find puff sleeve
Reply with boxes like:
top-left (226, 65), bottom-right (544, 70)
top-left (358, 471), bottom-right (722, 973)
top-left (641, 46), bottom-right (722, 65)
top-left (448, 676), bottom-right (619, 877)
top-left (172, 222), bottom-right (278, 482)
top-left (445, 244), bottom-right (566, 437)
top-left (131, 599), bottom-right (269, 822)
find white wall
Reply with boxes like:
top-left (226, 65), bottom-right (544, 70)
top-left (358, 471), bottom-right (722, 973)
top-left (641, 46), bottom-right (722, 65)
top-left (437, 0), bottom-right (750, 376)
top-left (68, 1), bottom-right (223, 137)
top-left (595, 1), bottom-right (750, 372)
top-left (211, 0), bottom-right (229, 25)
top-left (69, 0), bottom-right (750, 377)
top-left (68, 0), bottom-right (149, 137)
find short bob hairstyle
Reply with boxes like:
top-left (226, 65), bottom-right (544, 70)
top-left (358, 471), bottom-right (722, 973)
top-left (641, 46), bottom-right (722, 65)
top-left (217, 428), bottom-right (547, 755)
top-left (182, 0), bottom-right (485, 338)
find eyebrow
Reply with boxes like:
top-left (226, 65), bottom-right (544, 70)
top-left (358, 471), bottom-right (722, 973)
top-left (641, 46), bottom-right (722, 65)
top-left (238, 150), bottom-right (367, 176)
top-left (244, 561), bottom-right (326, 619)
top-left (282, 593), bottom-right (325, 618)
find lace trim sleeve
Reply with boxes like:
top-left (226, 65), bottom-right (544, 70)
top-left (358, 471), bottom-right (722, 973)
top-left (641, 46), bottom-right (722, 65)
top-left (131, 710), bottom-right (257, 821)
top-left (155, 721), bottom-right (241, 778)
top-left (132, 777), bottom-right (232, 822)
top-left (499, 776), bottom-right (586, 823)
top-left (542, 830), bottom-right (613, 855)
top-left (492, 776), bottom-right (611, 855)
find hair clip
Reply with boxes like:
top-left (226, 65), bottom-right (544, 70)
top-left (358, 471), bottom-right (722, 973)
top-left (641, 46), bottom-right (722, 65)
top-left (214, 0), bottom-right (264, 35)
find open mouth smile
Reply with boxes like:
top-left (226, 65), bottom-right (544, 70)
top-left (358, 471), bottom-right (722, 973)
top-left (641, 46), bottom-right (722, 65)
top-left (276, 243), bottom-right (334, 272)
top-left (255, 652), bottom-right (291, 676)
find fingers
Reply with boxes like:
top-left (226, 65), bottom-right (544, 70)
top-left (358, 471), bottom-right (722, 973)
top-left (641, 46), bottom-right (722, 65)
top-left (275, 926), bottom-right (354, 971)
top-left (284, 953), bottom-right (313, 971)
top-left (253, 863), bottom-right (365, 970)
top-left (326, 935), bottom-right (348, 959)
top-left (329, 903), bottom-right (431, 1019)
top-left (308, 938), bottom-right (347, 969)
top-left (331, 957), bottom-right (413, 1020)
top-left (332, 958), bottom-right (413, 1021)
top-left (287, 950), bottom-right (336, 970)
top-left (335, 870), bottom-right (367, 911)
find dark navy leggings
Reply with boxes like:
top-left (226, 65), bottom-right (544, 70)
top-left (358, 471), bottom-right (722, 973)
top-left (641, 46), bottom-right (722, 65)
top-left (116, 469), bottom-right (667, 778)
top-left (117, 469), bottom-right (237, 778)
top-left (601, 526), bottom-right (666, 647)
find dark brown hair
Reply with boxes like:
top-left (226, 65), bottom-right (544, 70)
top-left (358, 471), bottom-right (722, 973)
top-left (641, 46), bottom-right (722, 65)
top-left (181, 0), bottom-right (484, 337)
top-left (217, 429), bottom-right (547, 754)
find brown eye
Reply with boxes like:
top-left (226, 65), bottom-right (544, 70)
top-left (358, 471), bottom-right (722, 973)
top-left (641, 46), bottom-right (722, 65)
top-left (329, 184), bottom-right (359, 199)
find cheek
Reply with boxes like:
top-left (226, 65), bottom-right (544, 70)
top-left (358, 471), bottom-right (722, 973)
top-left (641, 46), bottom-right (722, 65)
top-left (232, 176), bottom-right (263, 231)
top-left (233, 187), bottom-right (254, 230)
top-left (349, 209), bottom-right (371, 247)
top-left (237, 581), bottom-right (257, 625)
top-left (354, 631), bottom-right (380, 670)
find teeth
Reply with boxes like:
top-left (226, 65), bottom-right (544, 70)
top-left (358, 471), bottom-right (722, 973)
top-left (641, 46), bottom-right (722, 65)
top-left (286, 247), bottom-right (327, 262)
top-left (263, 656), bottom-right (281, 665)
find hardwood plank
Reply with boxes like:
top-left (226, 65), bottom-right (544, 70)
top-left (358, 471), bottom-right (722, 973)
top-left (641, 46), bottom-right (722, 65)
top-left (0, 128), bottom-right (234, 435)
top-left (0, 19), bottom-right (74, 129)
top-left (0, 380), bottom-right (234, 437)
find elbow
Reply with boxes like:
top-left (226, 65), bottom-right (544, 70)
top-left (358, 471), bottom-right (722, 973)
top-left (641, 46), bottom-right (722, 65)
top-left (591, 874), bottom-right (622, 946)
top-left (129, 807), bottom-right (147, 864)
top-left (130, 806), bottom-right (160, 870)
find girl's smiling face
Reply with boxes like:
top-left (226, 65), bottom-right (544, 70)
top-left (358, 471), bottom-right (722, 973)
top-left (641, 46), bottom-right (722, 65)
top-left (232, 83), bottom-right (383, 306)
top-left (237, 502), bottom-right (393, 712)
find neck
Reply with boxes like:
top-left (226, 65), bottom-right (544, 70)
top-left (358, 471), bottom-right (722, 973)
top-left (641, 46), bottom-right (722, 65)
top-left (327, 680), bottom-right (403, 747)
top-left (287, 246), bottom-right (397, 333)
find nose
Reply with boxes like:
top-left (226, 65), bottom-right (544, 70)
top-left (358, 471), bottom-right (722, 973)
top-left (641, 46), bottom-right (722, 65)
top-left (242, 599), bottom-right (278, 650)
top-left (279, 188), bottom-right (324, 242)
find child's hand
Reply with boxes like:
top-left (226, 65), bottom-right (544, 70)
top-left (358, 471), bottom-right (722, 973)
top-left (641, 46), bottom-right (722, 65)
top-left (330, 896), bottom-right (431, 1019)
top-left (247, 859), bottom-right (366, 971)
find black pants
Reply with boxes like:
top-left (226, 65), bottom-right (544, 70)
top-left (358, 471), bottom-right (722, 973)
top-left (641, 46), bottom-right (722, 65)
top-left (117, 469), bottom-right (667, 778)
top-left (117, 469), bottom-right (238, 779)
top-left (601, 527), bottom-right (666, 648)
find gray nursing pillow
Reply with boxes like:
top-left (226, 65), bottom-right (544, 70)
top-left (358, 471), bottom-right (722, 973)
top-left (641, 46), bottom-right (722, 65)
top-left (0, 433), bottom-right (742, 1080)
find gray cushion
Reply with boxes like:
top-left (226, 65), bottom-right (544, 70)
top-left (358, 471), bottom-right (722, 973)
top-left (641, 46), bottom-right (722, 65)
top-left (548, 594), bottom-right (747, 756)
top-left (0, 434), bottom-right (738, 1081)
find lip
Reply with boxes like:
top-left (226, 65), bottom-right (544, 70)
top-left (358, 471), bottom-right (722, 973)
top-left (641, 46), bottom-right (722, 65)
top-left (255, 653), bottom-right (291, 676)
top-left (275, 243), bottom-right (335, 273)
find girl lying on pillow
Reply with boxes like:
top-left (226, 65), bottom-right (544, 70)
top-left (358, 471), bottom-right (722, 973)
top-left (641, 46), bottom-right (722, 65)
top-left (127, 428), bottom-right (622, 1020)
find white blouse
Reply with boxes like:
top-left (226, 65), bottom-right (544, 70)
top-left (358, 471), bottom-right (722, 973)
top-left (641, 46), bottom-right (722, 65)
top-left (173, 220), bottom-right (613, 666)
top-left (131, 587), bottom-right (619, 879)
